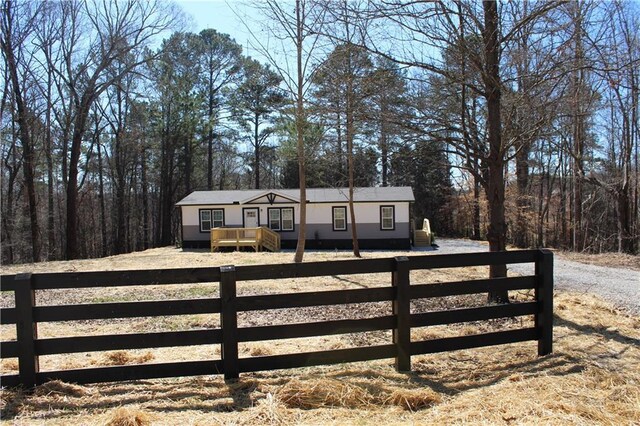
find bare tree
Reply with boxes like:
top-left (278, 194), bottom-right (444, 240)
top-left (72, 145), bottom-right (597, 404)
top-left (243, 0), bottom-right (326, 262)
top-left (343, 0), bottom-right (560, 300)
top-left (0, 87), bottom-right (23, 263)
top-left (582, 0), bottom-right (639, 253)
top-left (1, 0), bottom-right (43, 262)
top-left (41, 0), bottom-right (179, 259)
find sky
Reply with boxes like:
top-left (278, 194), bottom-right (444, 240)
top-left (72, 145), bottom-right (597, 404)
top-left (174, 0), bottom-right (259, 57)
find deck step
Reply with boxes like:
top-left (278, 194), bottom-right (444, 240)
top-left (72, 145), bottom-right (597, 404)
top-left (414, 229), bottom-right (431, 247)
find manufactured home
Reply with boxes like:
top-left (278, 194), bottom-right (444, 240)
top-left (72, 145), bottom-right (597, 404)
top-left (176, 187), bottom-right (415, 250)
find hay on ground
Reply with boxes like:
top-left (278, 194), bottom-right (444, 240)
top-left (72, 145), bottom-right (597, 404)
top-left (105, 406), bottom-right (153, 426)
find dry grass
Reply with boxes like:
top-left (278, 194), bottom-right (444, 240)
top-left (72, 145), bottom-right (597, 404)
top-left (247, 344), bottom-right (273, 357)
top-left (103, 351), bottom-right (155, 366)
top-left (34, 380), bottom-right (88, 398)
top-left (0, 246), bottom-right (424, 275)
top-left (1, 248), bottom-right (639, 425)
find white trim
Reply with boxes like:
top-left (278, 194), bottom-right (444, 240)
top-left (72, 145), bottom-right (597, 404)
top-left (381, 206), bottom-right (395, 230)
top-left (200, 210), bottom-right (211, 232)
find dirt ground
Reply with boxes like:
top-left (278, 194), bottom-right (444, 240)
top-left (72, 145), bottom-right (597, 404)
top-left (1, 248), bottom-right (639, 425)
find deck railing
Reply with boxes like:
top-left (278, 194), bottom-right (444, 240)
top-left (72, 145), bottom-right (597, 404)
top-left (259, 227), bottom-right (281, 252)
top-left (210, 227), bottom-right (280, 252)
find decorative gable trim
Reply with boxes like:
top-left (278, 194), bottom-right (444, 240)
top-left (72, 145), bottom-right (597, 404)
top-left (241, 190), bottom-right (300, 205)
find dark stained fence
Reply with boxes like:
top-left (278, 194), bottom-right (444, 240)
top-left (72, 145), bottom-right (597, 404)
top-left (0, 250), bottom-right (553, 388)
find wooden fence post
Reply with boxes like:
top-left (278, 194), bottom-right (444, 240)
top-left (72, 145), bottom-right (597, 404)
top-left (393, 256), bottom-right (411, 372)
top-left (220, 265), bottom-right (239, 380)
top-left (535, 249), bottom-right (553, 356)
top-left (15, 273), bottom-right (39, 388)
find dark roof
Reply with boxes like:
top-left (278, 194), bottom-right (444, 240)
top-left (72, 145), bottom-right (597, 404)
top-left (176, 187), bottom-right (415, 206)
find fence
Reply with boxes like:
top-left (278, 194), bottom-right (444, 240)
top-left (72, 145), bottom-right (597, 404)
top-left (0, 250), bottom-right (553, 388)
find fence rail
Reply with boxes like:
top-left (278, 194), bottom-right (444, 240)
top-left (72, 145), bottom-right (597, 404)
top-left (0, 249), bottom-right (553, 388)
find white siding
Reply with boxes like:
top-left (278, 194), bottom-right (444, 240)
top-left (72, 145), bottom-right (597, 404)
top-left (184, 202), bottom-right (410, 227)
top-left (182, 206), bottom-right (201, 226)
top-left (306, 202), bottom-right (409, 224)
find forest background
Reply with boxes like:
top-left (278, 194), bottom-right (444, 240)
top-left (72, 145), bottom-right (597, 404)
top-left (1, 0), bottom-right (638, 264)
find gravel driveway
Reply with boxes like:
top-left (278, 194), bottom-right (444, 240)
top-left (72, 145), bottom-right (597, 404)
top-left (429, 238), bottom-right (639, 315)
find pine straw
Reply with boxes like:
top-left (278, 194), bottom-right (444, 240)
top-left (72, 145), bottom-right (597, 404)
top-left (418, 364), bottom-right (640, 425)
top-left (105, 406), bottom-right (153, 426)
top-left (273, 377), bottom-right (440, 411)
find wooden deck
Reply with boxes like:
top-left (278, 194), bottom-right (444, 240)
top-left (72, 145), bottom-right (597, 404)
top-left (210, 227), bottom-right (281, 252)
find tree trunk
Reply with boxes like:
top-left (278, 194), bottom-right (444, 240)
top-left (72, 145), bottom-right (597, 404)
top-left (380, 107), bottom-right (388, 186)
top-left (616, 56), bottom-right (635, 253)
top-left (184, 137), bottom-right (192, 195)
top-left (346, 50), bottom-right (361, 258)
top-left (66, 110), bottom-right (87, 259)
top-left (515, 144), bottom-right (530, 248)
top-left (158, 106), bottom-right (175, 246)
top-left (97, 132), bottom-right (108, 256)
top-left (617, 184), bottom-right (633, 253)
top-left (114, 93), bottom-right (127, 254)
top-left (254, 113), bottom-right (260, 189)
top-left (458, 15), bottom-right (481, 242)
top-left (45, 63), bottom-right (56, 260)
top-left (207, 66), bottom-right (215, 190)
top-left (2, 128), bottom-right (19, 264)
top-left (346, 137), bottom-right (360, 257)
top-left (115, 168), bottom-right (127, 254)
top-left (473, 169), bottom-right (481, 240)
top-left (514, 45), bottom-right (532, 248)
top-left (208, 130), bottom-right (214, 190)
top-left (293, 0), bottom-right (307, 263)
top-left (219, 168), bottom-right (226, 190)
top-left (3, 17), bottom-right (40, 262)
top-left (141, 143), bottom-right (149, 250)
top-left (482, 0), bottom-right (508, 303)
top-left (571, 2), bottom-right (585, 252)
top-left (66, 130), bottom-right (81, 259)
top-left (335, 109), bottom-right (344, 185)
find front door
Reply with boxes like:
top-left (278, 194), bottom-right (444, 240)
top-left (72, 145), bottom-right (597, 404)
top-left (243, 208), bottom-right (259, 237)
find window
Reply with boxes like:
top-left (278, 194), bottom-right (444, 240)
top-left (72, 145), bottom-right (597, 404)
top-left (269, 209), bottom-right (281, 231)
top-left (200, 208), bottom-right (224, 232)
top-left (268, 207), bottom-right (294, 232)
top-left (332, 207), bottom-right (347, 231)
top-left (200, 210), bottom-right (211, 232)
top-left (282, 208), bottom-right (294, 231)
top-left (380, 206), bottom-right (395, 230)
top-left (212, 209), bottom-right (224, 228)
